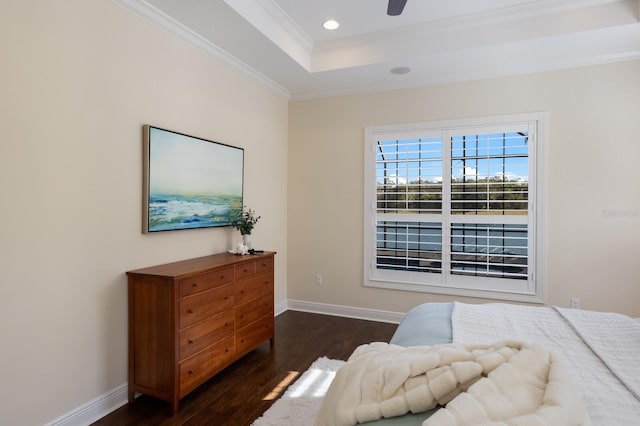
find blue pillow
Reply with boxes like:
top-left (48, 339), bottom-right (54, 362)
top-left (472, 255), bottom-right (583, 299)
top-left (390, 303), bottom-right (453, 347)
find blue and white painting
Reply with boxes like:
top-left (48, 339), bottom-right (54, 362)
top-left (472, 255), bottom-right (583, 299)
top-left (146, 127), bottom-right (243, 232)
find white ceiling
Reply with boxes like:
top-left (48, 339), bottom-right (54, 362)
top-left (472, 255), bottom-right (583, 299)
top-left (118, 0), bottom-right (640, 99)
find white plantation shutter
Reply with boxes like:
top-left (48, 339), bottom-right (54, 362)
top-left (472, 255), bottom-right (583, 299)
top-left (364, 114), bottom-right (544, 302)
top-left (450, 130), bottom-right (529, 215)
top-left (376, 221), bottom-right (443, 273)
top-left (450, 223), bottom-right (528, 280)
top-left (376, 137), bottom-right (443, 214)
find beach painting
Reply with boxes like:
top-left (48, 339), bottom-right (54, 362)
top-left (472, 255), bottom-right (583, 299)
top-left (143, 126), bottom-right (244, 233)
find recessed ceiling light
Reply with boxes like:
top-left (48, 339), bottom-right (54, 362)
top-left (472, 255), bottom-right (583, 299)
top-left (390, 66), bottom-right (411, 75)
top-left (322, 19), bottom-right (340, 30)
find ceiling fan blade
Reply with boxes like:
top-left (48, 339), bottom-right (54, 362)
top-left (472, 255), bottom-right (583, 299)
top-left (387, 0), bottom-right (408, 16)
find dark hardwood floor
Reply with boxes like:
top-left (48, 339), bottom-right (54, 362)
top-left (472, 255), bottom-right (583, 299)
top-left (93, 310), bottom-right (398, 426)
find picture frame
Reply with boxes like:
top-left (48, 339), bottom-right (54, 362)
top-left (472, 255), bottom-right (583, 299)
top-left (142, 125), bottom-right (244, 233)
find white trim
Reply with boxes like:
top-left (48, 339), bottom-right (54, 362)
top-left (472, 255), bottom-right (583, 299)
top-left (316, 0), bottom-right (624, 52)
top-left (223, 0), bottom-right (313, 70)
top-left (275, 298), bottom-right (288, 316)
top-left (287, 299), bottom-right (404, 324)
top-left (289, 50), bottom-right (640, 101)
top-left (110, 0), bottom-right (640, 101)
top-left (364, 112), bottom-right (546, 303)
top-left (45, 384), bottom-right (128, 426)
top-left (47, 302), bottom-right (405, 424)
top-left (45, 306), bottom-right (288, 425)
top-left (365, 112), bottom-right (547, 134)
top-left (364, 279), bottom-right (542, 304)
top-left (110, 0), bottom-right (290, 99)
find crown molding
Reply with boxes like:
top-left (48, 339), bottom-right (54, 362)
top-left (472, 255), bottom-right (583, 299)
top-left (111, 0), bottom-right (638, 100)
top-left (311, 0), bottom-right (636, 72)
top-left (223, 0), bottom-right (314, 70)
top-left (291, 49), bottom-right (640, 101)
top-left (111, 0), bottom-right (290, 98)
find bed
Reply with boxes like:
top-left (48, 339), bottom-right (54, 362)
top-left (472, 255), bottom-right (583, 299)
top-left (317, 302), bottom-right (640, 426)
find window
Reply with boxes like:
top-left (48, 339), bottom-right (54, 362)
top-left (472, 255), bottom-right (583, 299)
top-left (364, 113), bottom-right (545, 302)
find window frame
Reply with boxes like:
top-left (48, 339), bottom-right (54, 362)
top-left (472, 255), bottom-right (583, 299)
top-left (363, 113), bottom-right (546, 303)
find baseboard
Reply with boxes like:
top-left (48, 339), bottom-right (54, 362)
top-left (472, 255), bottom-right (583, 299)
top-left (45, 383), bottom-right (128, 426)
top-left (286, 299), bottom-right (404, 324)
top-left (48, 299), bottom-right (403, 425)
top-left (275, 298), bottom-right (288, 316)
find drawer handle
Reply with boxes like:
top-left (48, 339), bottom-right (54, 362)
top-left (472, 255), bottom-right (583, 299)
top-left (191, 283), bottom-right (198, 288)
top-left (243, 269), bottom-right (248, 273)
top-left (219, 275), bottom-right (225, 279)
top-left (240, 290), bottom-right (245, 294)
top-left (188, 339), bottom-right (194, 344)
top-left (188, 370), bottom-right (194, 375)
top-left (188, 309), bottom-right (194, 314)
top-left (240, 314), bottom-right (245, 319)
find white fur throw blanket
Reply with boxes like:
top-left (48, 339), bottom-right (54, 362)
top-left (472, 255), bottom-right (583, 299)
top-left (315, 341), bottom-right (589, 426)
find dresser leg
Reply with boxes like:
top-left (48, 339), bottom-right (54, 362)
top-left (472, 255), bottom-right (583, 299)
top-left (169, 398), bottom-right (178, 416)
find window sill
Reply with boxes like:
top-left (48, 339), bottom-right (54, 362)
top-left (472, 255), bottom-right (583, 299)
top-left (364, 278), bottom-right (544, 304)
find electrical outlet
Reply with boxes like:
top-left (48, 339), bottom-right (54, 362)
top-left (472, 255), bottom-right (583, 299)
top-left (570, 297), bottom-right (581, 309)
top-left (315, 275), bottom-right (323, 285)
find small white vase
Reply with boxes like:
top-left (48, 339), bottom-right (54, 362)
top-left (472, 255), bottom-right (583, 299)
top-left (242, 233), bottom-right (252, 250)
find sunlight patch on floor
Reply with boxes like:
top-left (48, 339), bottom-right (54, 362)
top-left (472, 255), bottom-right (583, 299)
top-left (289, 368), bottom-right (337, 398)
top-left (313, 370), bottom-right (336, 397)
top-left (263, 371), bottom-right (300, 401)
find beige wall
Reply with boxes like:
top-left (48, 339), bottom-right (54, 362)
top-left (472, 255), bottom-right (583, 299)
top-left (2, 0), bottom-right (639, 424)
top-left (0, 1), bottom-right (288, 425)
top-left (288, 59), bottom-right (640, 318)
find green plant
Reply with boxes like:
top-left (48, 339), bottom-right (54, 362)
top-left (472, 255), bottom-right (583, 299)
top-left (231, 207), bottom-right (260, 235)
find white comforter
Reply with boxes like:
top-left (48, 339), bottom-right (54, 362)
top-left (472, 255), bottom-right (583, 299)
top-left (315, 340), bottom-right (588, 426)
top-left (452, 302), bottom-right (640, 426)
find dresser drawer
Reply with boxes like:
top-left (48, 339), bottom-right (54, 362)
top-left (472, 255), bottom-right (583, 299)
top-left (236, 293), bottom-right (273, 330)
top-left (179, 310), bottom-right (234, 361)
top-left (179, 267), bottom-right (233, 298)
top-left (236, 319), bottom-right (274, 356)
top-left (234, 261), bottom-right (256, 280)
top-left (179, 284), bottom-right (234, 329)
top-left (235, 272), bottom-right (273, 305)
top-left (255, 256), bottom-right (274, 274)
top-left (179, 336), bottom-right (235, 397)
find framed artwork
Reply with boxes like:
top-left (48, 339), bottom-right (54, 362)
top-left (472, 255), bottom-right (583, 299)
top-left (142, 125), bottom-right (244, 233)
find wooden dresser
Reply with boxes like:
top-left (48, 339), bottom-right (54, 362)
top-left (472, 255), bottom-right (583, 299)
top-left (127, 251), bottom-right (276, 413)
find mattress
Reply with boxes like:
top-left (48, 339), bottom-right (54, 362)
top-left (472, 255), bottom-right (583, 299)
top-left (452, 302), bottom-right (640, 425)
top-left (358, 302), bottom-right (640, 425)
